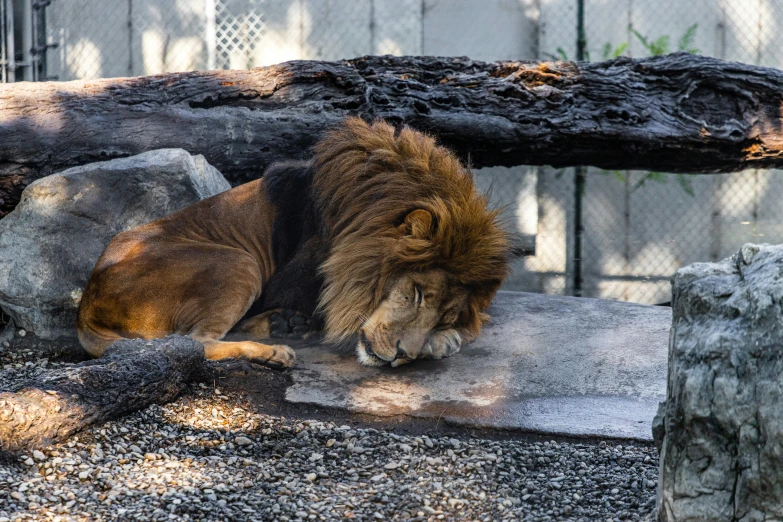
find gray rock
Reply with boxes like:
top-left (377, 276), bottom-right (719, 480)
top-left (651, 401), bottom-right (666, 452)
top-left (0, 149), bottom-right (230, 339)
top-left (658, 243), bottom-right (783, 522)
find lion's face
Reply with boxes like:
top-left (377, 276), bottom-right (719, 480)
top-left (356, 269), bottom-right (467, 367)
top-left (313, 118), bottom-right (515, 367)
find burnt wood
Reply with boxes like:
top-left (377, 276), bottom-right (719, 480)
top-left (0, 336), bottom-right (204, 455)
top-left (2, 52), bottom-right (783, 216)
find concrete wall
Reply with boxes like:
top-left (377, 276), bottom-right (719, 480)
top-left (45, 0), bottom-right (428, 79)
top-left (422, 0), bottom-right (538, 60)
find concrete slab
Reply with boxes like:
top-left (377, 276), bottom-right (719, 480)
top-left (285, 291), bottom-right (671, 441)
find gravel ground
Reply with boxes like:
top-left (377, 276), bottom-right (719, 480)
top-left (0, 341), bottom-right (659, 522)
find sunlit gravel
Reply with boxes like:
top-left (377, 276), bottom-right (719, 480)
top-left (0, 347), bottom-right (658, 522)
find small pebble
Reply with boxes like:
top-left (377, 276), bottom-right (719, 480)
top-left (235, 436), bottom-right (252, 446)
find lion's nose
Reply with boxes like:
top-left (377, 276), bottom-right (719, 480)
top-left (395, 340), bottom-right (406, 360)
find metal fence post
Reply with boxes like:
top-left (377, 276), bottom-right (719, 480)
top-left (573, 0), bottom-right (586, 297)
top-left (2, 0), bottom-right (14, 82)
top-left (0, 0), bottom-right (6, 82)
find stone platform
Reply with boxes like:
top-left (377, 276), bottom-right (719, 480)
top-left (286, 291), bottom-right (671, 440)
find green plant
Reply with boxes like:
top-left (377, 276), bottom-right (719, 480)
top-left (677, 23), bottom-right (700, 54)
top-left (602, 42), bottom-right (629, 60)
top-left (608, 170), bottom-right (695, 196)
top-left (630, 23), bottom-right (700, 56)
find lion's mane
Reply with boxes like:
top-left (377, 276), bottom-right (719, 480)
top-left (312, 118), bottom-right (512, 342)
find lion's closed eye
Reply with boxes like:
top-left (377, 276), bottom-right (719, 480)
top-left (414, 284), bottom-right (423, 307)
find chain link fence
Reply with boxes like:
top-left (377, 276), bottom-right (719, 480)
top-left (36, 0), bottom-right (423, 80)
top-left (522, 0), bottom-right (783, 304)
top-left (3, 0), bottom-right (783, 305)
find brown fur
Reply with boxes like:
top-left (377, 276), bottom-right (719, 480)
top-left (313, 118), bottom-right (511, 344)
top-left (77, 117), bottom-right (514, 367)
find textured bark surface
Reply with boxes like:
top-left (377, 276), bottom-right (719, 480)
top-left (2, 52), bottom-right (783, 216)
top-left (0, 336), bottom-right (204, 455)
top-left (657, 243), bottom-right (783, 522)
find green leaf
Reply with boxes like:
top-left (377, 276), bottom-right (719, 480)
top-left (602, 42), bottom-right (629, 60)
top-left (602, 43), bottom-right (612, 60)
top-left (556, 47), bottom-right (569, 61)
top-left (649, 35), bottom-right (670, 56)
top-left (632, 178), bottom-right (646, 191)
top-left (611, 42), bottom-right (629, 58)
top-left (632, 171), bottom-right (665, 192)
top-left (676, 174), bottom-right (696, 196)
top-left (612, 170), bottom-right (627, 182)
top-left (630, 25), bottom-right (670, 56)
top-left (630, 27), bottom-right (649, 50)
top-left (678, 24), bottom-right (698, 52)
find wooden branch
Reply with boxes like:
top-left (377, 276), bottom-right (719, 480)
top-left (0, 336), bottom-right (204, 455)
top-left (2, 52), bottom-right (783, 216)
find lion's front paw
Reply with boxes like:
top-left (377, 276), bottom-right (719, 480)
top-left (242, 343), bottom-right (297, 369)
top-left (421, 329), bottom-right (462, 360)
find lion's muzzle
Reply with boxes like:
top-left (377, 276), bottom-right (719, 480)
top-left (357, 330), bottom-right (410, 366)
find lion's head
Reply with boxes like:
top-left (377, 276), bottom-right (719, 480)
top-left (312, 118), bottom-right (515, 366)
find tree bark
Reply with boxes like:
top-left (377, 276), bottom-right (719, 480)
top-left (2, 52), bottom-right (783, 216)
top-left (0, 336), bottom-right (204, 455)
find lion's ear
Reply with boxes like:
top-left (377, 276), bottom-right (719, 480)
top-left (398, 209), bottom-right (434, 239)
top-left (507, 232), bottom-right (535, 258)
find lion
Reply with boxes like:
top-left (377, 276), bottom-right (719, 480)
top-left (77, 118), bottom-right (517, 368)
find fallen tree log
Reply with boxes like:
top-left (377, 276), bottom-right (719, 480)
top-left (2, 52), bottom-right (783, 216)
top-left (0, 336), bottom-right (204, 455)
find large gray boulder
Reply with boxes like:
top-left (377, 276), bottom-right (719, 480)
top-left (657, 243), bottom-right (783, 522)
top-left (0, 149), bottom-right (231, 340)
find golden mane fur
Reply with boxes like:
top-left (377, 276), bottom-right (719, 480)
top-left (313, 118), bottom-right (512, 342)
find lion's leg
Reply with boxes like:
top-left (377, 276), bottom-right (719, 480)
top-left (77, 321), bottom-right (124, 358)
top-left (197, 338), bottom-right (296, 368)
top-left (186, 288), bottom-right (297, 369)
top-left (190, 310), bottom-right (297, 369)
top-left (80, 238), bottom-right (297, 368)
